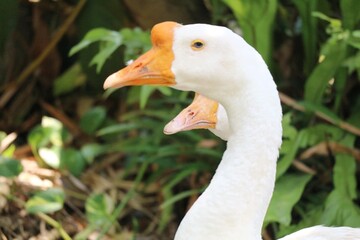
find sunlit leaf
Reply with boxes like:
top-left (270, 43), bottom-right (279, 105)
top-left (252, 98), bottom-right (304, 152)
top-left (265, 174), bottom-right (312, 225)
top-left (39, 146), bottom-right (61, 169)
top-left (26, 188), bottom-right (65, 214)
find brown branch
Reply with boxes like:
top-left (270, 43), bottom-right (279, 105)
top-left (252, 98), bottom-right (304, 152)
top-left (279, 92), bottom-right (360, 137)
top-left (299, 141), bottom-right (360, 162)
top-left (0, 132), bottom-right (17, 153)
top-left (292, 160), bottom-right (317, 175)
top-left (0, 0), bottom-right (87, 108)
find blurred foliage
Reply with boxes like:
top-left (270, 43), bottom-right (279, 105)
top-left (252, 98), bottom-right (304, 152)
top-left (0, 0), bottom-right (359, 239)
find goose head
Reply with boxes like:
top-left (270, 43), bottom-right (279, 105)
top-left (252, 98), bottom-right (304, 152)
top-left (164, 93), bottom-right (230, 141)
top-left (104, 21), bottom-right (267, 105)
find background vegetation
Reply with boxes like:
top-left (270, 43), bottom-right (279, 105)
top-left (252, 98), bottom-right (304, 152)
top-left (0, 0), bottom-right (359, 239)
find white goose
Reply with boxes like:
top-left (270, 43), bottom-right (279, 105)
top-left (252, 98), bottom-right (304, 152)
top-left (164, 94), bottom-right (360, 240)
top-left (103, 22), bottom-right (360, 240)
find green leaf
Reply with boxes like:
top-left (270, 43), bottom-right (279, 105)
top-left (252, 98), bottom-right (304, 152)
top-left (293, 0), bottom-right (319, 74)
top-left (340, 0), bottom-right (360, 30)
top-left (121, 27), bottom-right (151, 62)
top-left (343, 51), bottom-right (360, 74)
top-left (39, 146), bottom-right (61, 169)
top-left (321, 190), bottom-right (360, 227)
top-left (85, 193), bottom-right (114, 227)
top-left (333, 134), bottom-right (357, 198)
top-left (96, 123), bottom-right (139, 136)
top-left (140, 86), bottom-right (157, 109)
top-left (277, 131), bottom-right (305, 178)
top-left (89, 38), bottom-right (121, 73)
top-left (26, 188), bottom-right (65, 214)
top-left (0, 156), bottom-right (23, 177)
top-left (265, 173), bottom-right (312, 225)
top-left (81, 143), bottom-right (108, 164)
top-left (53, 63), bottom-right (86, 96)
top-left (69, 28), bottom-right (120, 56)
top-left (80, 107), bottom-right (107, 134)
top-left (347, 31), bottom-right (360, 49)
top-left (60, 148), bottom-right (86, 176)
top-left (70, 28), bottom-right (123, 73)
top-left (222, 0), bottom-right (277, 64)
top-left (304, 39), bottom-right (348, 104)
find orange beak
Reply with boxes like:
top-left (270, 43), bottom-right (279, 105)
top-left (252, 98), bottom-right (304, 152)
top-left (104, 22), bottom-right (180, 90)
top-left (164, 93), bottom-right (219, 135)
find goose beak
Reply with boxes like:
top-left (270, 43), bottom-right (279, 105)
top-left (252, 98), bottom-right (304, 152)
top-left (164, 93), bottom-right (218, 135)
top-left (104, 21), bottom-right (180, 90)
top-left (103, 48), bottom-right (176, 89)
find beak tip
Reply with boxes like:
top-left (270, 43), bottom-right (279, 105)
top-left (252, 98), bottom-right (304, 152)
top-left (163, 120), bottom-right (180, 135)
top-left (103, 73), bottom-right (118, 90)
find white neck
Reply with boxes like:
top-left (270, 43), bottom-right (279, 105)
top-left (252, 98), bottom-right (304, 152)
top-left (175, 57), bottom-right (282, 240)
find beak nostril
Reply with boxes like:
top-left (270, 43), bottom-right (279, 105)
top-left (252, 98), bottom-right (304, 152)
top-left (134, 63), bottom-right (143, 68)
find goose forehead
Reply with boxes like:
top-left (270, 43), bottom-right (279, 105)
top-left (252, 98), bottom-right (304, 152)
top-left (151, 21), bottom-right (181, 47)
top-left (175, 24), bottom-right (232, 38)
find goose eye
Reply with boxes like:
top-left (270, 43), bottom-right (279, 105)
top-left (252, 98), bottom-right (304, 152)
top-left (191, 40), bottom-right (205, 50)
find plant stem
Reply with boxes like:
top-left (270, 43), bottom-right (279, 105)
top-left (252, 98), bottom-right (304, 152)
top-left (37, 212), bottom-right (72, 240)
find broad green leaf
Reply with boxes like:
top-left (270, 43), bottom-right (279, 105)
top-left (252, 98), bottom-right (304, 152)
top-left (53, 63), bottom-right (86, 96)
top-left (321, 190), bottom-right (360, 227)
top-left (304, 40), bottom-right (347, 104)
top-left (80, 107), bottom-right (106, 134)
top-left (0, 156), bottom-right (23, 177)
top-left (26, 188), bottom-right (65, 214)
top-left (85, 193), bottom-right (114, 226)
top-left (265, 173), bottom-right (312, 225)
top-left (340, 0), bottom-right (360, 30)
top-left (60, 148), bottom-right (86, 176)
top-left (276, 205), bottom-right (324, 238)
